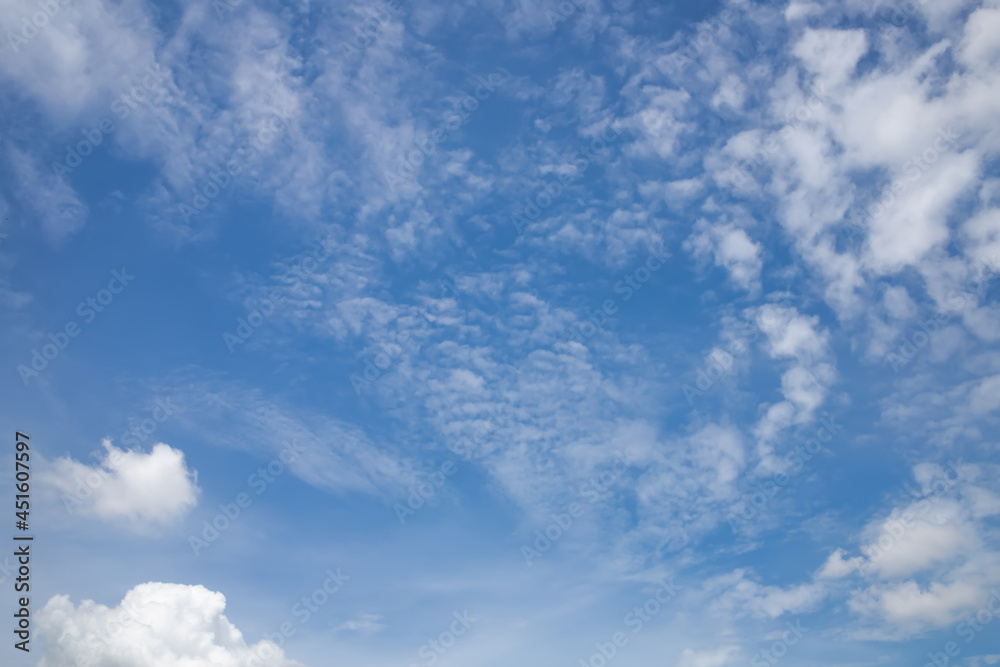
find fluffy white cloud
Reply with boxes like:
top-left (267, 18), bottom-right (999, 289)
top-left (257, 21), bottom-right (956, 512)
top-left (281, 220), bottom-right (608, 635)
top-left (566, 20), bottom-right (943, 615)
top-left (755, 304), bottom-right (829, 361)
top-left (959, 4), bottom-right (1000, 68)
top-left (626, 87), bottom-right (691, 159)
top-left (962, 208), bottom-right (1000, 267)
top-left (0, 0), bottom-right (162, 120)
top-left (37, 582), bottom-right (303, 667)
top-left (817, 548), bottom-right (863, 579)
top-left (41, 439), bottom-right (199, 530)
top-left (750, 304), bottom-right (835, 469)
top-left (792, 28), bottom-right (868, 91)
top-left (709, 463), bottom-right (1000, 637)
top-left (685, 219), bottom-right (762, 292)
top-left (834, 462), bottom-right (1000, 635)
top-left (859, 499), bottom-right (975, 578)
top-left (711, 74), bottom-right (747, 111)
top-left (850, 576), bottom-right (994, 632)
top-left (864, 151), bottom-right (979, 274)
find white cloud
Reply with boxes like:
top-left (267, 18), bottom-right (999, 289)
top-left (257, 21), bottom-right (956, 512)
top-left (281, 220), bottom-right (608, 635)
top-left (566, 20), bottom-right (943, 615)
top-left (37, 582), bottom-right (303, 667)
top-left (755, 304), bottom-right (829, 361)
top-left (711, 74), bottom-right (747, 111)
top-left (675, 645), bottom-right (741, 667)
top-left (708, 569), bottom-right (827, 619)
top-left (636, 424), bottom-right (747, 510)
top-left (785, 0), bottom-right (823, 21)
top-left (5, 145), bottom-right (88, 242)
top-left (646, 0), bottom-right (1000, 344)
top-left (40, 439), bottom-right (199, 530)
top-left (750, 304), bottom-right (835, 469)
top-left (166, 378), bottom-right (420, 497)
top-left (702, 464), bottom-right (1000, 637)
top-left (0, 0), bottom-right (162, 121)
top-left (792, 28), bottom-right (868, 91)
top-left (918, 0), bottom-right (982, 34)
top-left (626, 87), bottom-right (690, 159)
top-left (962, 208), bottom-right (1000, 269)
top-left (865, 152), bottom-right (980, 274)
top-left (685, 219), bottom-right (763, 292)
top-left (334, 612), bottom-right (386, 636)
top-left (959, 4), bottom-right (1000, 69)
top-left (834, 462), bottom-right (1000, 635)
top-left (859, 499), bottom-right (974, 577)
top-left (850, 576), bottom-right (993, 632)
top-left (817, 548), bottom-right (863, 579)
top-left (967, 373), bottom-right (1000, 415)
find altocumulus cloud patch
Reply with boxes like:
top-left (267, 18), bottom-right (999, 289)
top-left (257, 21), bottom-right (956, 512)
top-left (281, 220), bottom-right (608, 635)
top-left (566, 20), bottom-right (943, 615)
top-left (3, 0), bottom-right (1000, 664)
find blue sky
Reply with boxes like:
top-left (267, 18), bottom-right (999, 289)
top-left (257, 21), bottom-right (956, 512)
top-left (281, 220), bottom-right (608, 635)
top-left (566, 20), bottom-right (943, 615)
top-left (2, 0), bottom-right (1000, 665)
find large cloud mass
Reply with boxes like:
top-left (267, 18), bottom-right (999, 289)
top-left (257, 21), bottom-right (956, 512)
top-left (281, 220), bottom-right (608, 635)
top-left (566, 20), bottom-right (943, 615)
top-left (37, 582), bottom-right (303, 667)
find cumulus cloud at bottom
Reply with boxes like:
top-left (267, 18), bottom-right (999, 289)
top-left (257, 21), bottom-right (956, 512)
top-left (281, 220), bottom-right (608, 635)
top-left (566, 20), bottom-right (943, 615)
top-left (37, 582), bottom-right (304, 667)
